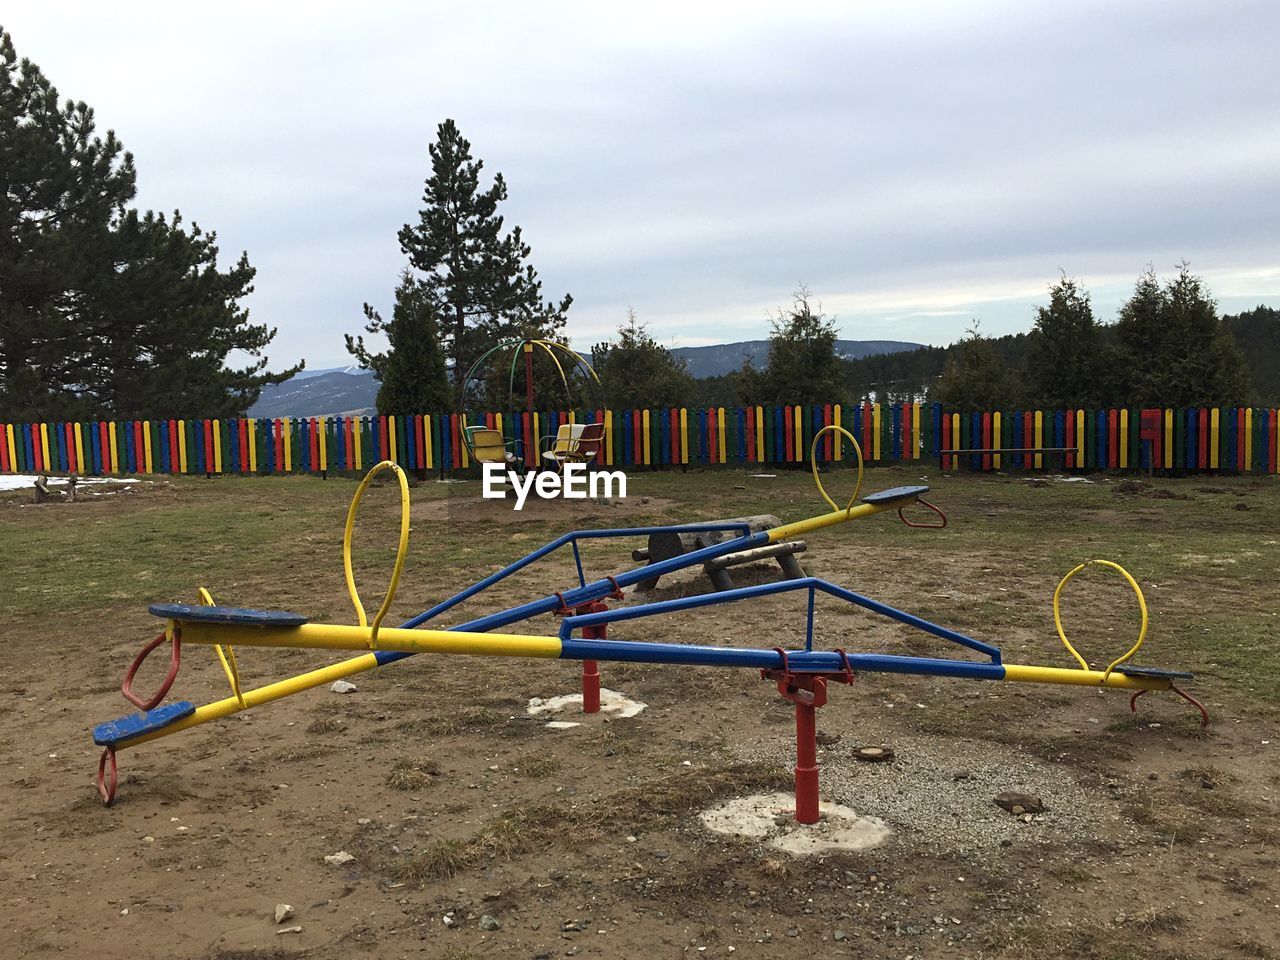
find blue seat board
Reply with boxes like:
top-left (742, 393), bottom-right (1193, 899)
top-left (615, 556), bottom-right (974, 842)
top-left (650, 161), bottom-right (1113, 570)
top-left (1115, 665), bottom-right (1195, 680)
top-left (149, 603), bottom-right (309, 628)
top-left (94, 701), bottom-right (197, 746)
top-left (860, 485), bottom-right (930, 505)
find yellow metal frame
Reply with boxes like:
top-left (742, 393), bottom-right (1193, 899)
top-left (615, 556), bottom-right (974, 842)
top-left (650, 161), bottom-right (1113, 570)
top-left (1053, 559), bottom-right (1148, 680)
top-left (342, 460), bottom-right (411, 650)
top-left (808, 424), bottom-right (864, 513)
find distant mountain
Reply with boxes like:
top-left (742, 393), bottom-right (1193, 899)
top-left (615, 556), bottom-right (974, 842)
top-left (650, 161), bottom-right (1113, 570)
top-left (670, 339), bottom-right (922, 378)
top-left (248, 370), bottom-right (379, 418)
top-left (247, 339), bottom-right (923, 417)
top-left (292, 364), bottom-right (365, 380)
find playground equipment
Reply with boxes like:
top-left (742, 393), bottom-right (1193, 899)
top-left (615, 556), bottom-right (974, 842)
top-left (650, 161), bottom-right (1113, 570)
top-left (458, 338), bottom-right (606, 472)
top-left (89, 426), bottom-right (1207, 821)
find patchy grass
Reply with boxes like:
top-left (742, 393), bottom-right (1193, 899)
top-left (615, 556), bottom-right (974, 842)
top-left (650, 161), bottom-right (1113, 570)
top-left (306, 715), bottom-right (345, 734)
top-left (365, 762), bottom-right (789, 886)
top-left (397, 706), bottom-right (509, 737)
top-left (385, 756), bottom-right (441, 791)
top-left (513, 753), bottom-right (562, 779)
top-left (270, 743), bottom-right (334, 764)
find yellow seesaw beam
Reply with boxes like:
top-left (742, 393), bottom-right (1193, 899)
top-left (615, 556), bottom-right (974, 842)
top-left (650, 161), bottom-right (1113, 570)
top-left (175, 621), bottom-right (558, 657)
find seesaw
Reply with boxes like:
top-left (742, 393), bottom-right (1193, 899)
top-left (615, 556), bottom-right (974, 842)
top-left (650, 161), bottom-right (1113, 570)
top-left (89, 427), bottom-right (1207, 822)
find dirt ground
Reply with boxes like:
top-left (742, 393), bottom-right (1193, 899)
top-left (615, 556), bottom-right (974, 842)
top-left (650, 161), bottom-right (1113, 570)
top-left (2, 466), bottom-right (1278, 960)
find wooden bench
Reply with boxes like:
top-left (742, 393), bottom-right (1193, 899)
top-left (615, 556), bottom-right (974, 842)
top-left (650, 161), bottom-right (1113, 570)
top-left (633, 514), bottom-right (807, 592)
top-left (939, 447), bottom-right (1076, 471)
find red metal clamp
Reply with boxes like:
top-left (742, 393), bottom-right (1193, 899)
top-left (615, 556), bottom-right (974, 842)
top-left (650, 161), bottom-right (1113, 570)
top-left (121, 630), bottom-right (182, 710)
top-left (1129, 684), bottom-right (1210, 728)
top-left (899, 497), bottom-right (947, 529)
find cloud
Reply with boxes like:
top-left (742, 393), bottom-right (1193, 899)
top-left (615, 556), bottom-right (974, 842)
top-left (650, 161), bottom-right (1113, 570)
top-left (5, 1), bottom-right (1279, 367)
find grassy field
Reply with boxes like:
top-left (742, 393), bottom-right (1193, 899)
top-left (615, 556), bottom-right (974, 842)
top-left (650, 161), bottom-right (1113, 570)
top-left (2, 465), bottom-right (1277, 959)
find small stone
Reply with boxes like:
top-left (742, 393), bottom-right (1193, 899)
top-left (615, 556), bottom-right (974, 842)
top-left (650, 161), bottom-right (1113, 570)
top-left (479, 914), bottom-right (500, 931)
top-left (142, 836), bottom-right (155, 843)
top-left (323, 851), bottom-right (356, 866)
top-left (276, 925), bottom-right (303, 935)
top-left (953, 770), bottom-right (972, 781)
top-left (654, 850), bottom-right (670, 861)
top-left (120, 908), bottom-right (129, 916)
top-left (443, 914), bottom-right (456, 927)
top-left (357, 818), bottom-right (372, 825)
top-left (994, 792), bottom-right (1044, 815)
top-left (853, 746), bottom-right (895, 763)
top-left (626, 835), bottom-right (637, 842)
top-left (330, 680), bottom-right (357, 694)
top-left (999, 838), bottom-right (1013, 847)
top-left (275, 904), bottom-right (294, 924)
top-left (833, 929), bottom-right (848, 941)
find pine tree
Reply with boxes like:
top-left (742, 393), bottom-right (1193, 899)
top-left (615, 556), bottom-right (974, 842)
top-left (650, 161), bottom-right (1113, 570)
top-left (379, 119), bottom-right (571, 389)
top-left (934, 321), bottom-right (1017, 410)
top-left (1114, 264), bottom-right (1250, 406)
top-left (590, 309), bottom-right (695, 408)
top-left (0, 26), bottom-right (298, 421)
top-left (346, 270), bottom-right (451, 415)
top-left (1025, 275), bottom-right (1105, 407)
top-left (735, 289), bottom-right (845, 404)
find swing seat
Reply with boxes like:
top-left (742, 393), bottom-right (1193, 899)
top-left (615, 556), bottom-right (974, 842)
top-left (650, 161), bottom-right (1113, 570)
top-left (148, 603), bottom-right (309, 627)
top-left (93, 701), bottom-right (197, 746)
top-left (467, 426), bottom-right (524, 474)
top-left (860, 485), bottom-right (930, 505)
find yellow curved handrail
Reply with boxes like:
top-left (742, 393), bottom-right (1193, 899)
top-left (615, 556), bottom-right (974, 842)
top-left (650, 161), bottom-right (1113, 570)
top-left (342, 460), bottom-right (411, 650)
top-left (1053, 559), bottom-right (1149, 680)
top-left (201, 586), bottom-right (246, 708)
top-left (809, 424), bottom-right (864, 513)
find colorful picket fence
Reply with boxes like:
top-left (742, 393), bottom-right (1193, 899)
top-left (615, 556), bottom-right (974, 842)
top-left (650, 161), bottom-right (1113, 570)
top-left (2, 403), bottom-right (1278, 477)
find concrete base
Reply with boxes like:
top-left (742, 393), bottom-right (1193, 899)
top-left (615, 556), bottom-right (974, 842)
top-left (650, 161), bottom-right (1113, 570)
top-left (700, 791), bottom-right (891, 855)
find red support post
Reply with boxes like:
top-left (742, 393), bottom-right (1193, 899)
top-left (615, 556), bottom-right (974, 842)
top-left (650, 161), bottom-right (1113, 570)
top-left (578, 599), bottom-right (608, 713)
top-left (793, 683), bottom-right (821, 824)
top-left (761, 654), bottom-right (854, 825)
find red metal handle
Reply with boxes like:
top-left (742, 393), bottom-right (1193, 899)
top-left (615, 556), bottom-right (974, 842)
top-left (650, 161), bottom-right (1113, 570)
top-left (899, 497), bottom-right (948, 529)
top-left (97, 746), bottom-right (118, 806)
top-left (121, 630), bottom-right (182, 710)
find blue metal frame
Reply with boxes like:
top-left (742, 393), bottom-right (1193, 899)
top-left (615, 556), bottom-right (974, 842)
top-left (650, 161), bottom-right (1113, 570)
top-left (557, 576), bottom-right (1003, 664)
top-left (402, 522), bottom-right (758, 627)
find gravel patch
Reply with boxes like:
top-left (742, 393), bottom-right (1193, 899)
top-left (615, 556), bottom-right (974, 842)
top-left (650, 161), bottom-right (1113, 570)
top-left (733, 732), bottom-right (1140, 853)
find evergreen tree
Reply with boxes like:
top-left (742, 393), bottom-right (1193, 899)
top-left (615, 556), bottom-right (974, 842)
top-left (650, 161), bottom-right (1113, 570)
top-left (347, 270), bottom-right (451, 415)
top-left (1024, 275), bottom-right (1105, 407)
top-left (0, 26), bottom-right (297, 421)
top-left (1114, 264), bottom-right (1250, 406)
top-left (372, 119), bottom-right (571, 389)
top-left (934, 321), bottom-right (1017, 410)
top-left (734, 289), bottom-right (844, 404)
top-left (1222, 305), bottom-right (1280, 405)
top-left (590, 309), bottom-right (695, 409)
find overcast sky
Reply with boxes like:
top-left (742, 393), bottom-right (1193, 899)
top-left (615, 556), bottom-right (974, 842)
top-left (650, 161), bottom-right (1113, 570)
top-left (6, 2), bottom-right (1279, 371)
